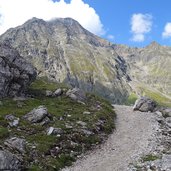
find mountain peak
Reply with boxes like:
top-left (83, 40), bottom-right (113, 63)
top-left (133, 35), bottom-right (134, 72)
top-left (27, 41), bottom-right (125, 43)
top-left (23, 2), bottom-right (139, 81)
top-left (147, 41), bottom-right (161, 48)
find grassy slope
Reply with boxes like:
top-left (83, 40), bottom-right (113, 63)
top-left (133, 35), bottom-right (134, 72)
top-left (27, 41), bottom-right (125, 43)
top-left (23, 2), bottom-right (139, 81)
top-left (0, 78), bottom-right (115, 171)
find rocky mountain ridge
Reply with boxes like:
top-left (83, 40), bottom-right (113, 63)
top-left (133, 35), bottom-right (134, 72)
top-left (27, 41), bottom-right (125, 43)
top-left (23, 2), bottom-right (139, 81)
top-left (0, 17), bottom-right (131, 103)
top-left (0, 17), bottom-right (170, 104)
top-left (114, 41), bottom-right (171, 99)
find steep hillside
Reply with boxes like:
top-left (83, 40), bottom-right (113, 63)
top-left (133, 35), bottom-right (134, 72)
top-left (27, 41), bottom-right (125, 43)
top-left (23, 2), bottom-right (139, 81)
top-left (0, 78), bottom-right (115, 170)
top-left (0, 17), bottom-right (131, 103)
top-left (113, 42), bottom-right (171, 105)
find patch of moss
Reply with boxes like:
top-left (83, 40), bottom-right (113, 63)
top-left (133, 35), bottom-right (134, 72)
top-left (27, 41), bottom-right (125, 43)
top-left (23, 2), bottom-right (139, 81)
top-left (69, 57), bottom-right (96, 74)
top-left (137, 85), bottom-right (171, 107)
top-left (0, 127), bottom-right (9, 139)
top-left (124, 93), bottom-right (138, 105)
top-left (142, 154), bottom-right (159, 162)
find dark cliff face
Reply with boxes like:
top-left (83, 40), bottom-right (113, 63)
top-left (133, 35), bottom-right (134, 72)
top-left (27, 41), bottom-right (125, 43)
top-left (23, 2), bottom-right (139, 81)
top-left (0, 43), bottom-right (37, 98)
top-left (0, 17), bottom-right (131, 103)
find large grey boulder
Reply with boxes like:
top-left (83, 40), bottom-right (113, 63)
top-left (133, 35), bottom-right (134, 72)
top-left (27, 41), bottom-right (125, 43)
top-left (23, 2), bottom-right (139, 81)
top-left (133, 96), bottom-right (157, 112)
top-left (66, 88), bottom-right (86, 102)
top-left (0, 43), bottom-right (36, 98)
top-left (0, 150), bottom-right (21, 170)
top-left (160, 107), bottom-right (171, 117)
top-left (53, 88), bottom-right (63, 97)
top-left (23, 106), bottom-right (50, 123)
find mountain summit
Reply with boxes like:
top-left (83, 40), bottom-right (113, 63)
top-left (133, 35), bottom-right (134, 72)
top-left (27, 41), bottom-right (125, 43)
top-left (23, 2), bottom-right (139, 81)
top-left (0, 17), bottom-right (131, 103)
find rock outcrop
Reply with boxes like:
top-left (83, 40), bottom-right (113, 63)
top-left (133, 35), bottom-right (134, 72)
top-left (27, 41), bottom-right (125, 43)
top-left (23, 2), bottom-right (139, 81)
top-left (23, 105), bottom-right (51, 124)
top-left (133, 96), bottom-right (157, 112)
top-left (0, 43), bottom-right (37, 98)
top-left (4, 137), bottom-right (26, 154)
top-left (0, 150), bottom-right (21, 170)
top-left (66, 88), bottom-right (86, 102)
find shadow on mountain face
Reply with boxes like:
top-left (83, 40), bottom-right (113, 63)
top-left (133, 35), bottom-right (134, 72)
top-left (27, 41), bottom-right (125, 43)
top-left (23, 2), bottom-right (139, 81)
top-left (63, 77), bottom-right (129, 104)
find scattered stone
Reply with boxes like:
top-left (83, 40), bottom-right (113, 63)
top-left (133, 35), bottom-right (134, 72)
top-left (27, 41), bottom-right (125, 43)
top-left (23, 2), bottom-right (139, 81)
top-left (53, 88), bottom-right (63, 97)
top-left (165, 117), bottom-right (171, 128)
top-left (83, 111), bottom-right (91, 115)
top-left (47, 127), bottom-right (64, 135)
top-left (133, 96), bottom-right (157, 112)
top-left (66, 88), bottom-right (86, 102)
top-left (4, 137), bottom-right (26, 153)
top-left (162, 154), bottom-right (171, 170)
top-left (5, 114), bottom-right (20, 127)
top-left (50, 146), bottom-right (60, 157)
top-left (45, 90), bottom-right (53, 97)
top-left (39, 116), bottom-right (51, 126)
top-left (77, 121), bottom-right (87, 127)
top-left (65, 124), bottom-right (73, 129)
top-left (23, 106), bottom-right (50, 123)
top-left (81, 129), bottom-right (94, 136)
top-left (0, 150), bottom-right (21, 170)
top-left (160, 107), bottom-right (171, 117)
top-left (17, 101), bottom-right (24, 108)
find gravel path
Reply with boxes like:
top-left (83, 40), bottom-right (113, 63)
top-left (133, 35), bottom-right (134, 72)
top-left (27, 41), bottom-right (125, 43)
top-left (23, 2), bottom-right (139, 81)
top-left (62, 105), bottom-right (159, 171)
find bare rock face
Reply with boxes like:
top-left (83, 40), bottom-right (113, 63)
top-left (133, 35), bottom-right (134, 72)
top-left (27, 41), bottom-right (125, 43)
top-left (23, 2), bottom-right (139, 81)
top-left (0, 150), bottom-right (21, 170)
top-left (4, 137), bottom-right (26, 154)
top-left (0, 43), bottom-right (37, 98)
top-left (113, 42), bottom-right (171, 100)
top-left (5, 114), bottom-right (20, 127)
top-left (133, 96), bottom-right (157, 112)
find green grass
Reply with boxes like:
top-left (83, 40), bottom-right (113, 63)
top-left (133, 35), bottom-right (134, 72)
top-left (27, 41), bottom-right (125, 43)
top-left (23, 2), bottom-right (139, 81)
top-left (0, 127), bottom-right (9, 139)
top-left (124, 93), bottom-right (138, 105)
top-left (142, 154), bottom-right (159, 162)
top-left (0, 78), bottom-right (115, 171)
top-left (136, 85), bottom-right (171, 107)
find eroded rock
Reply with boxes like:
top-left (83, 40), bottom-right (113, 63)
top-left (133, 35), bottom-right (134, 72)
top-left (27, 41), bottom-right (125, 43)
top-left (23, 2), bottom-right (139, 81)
top-left (0, 43), bottom-right (36, 98)
top-left (66, 88), bottom-right (86, 102)
top-left (47, 127), bottom-right (64, 135)
top-left (53, 88), bottom-right (63, 97)
top-left (0, 150), bottom-right (21, 170)
top-left (45, 90), bottom-right (53, 97)
top-left (5, 114), bottom-right (20, 127)
top-left (4, 137), bottom-right (26, 153)
top-left (23, 106), bottom-right (50, 123)
top-left (133, 96), bottom-right (157, 112)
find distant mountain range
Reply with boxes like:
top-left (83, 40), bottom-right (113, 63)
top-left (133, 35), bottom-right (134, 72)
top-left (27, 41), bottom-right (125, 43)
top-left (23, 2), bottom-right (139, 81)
top-left (0, 17), bottom-right (170, 105)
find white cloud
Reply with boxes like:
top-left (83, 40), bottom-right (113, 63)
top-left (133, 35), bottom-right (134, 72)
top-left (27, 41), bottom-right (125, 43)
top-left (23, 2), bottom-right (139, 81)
top-left (131, 13), bottom-right (152, 42)
top-left (107, 34), bottom-right (115, 40)
top-left (0, 0), bottom-right (105, 35)
top-left (162, 23), bottom-right (171, 38)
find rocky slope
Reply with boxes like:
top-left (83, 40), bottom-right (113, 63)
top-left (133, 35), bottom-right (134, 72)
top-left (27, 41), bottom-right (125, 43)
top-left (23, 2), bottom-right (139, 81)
top-left (113, 42), bottom-right (171, 100)
top-left (0, 17), bottom-right (170, 105)
top-left (0, 43), bottom-right (36, 98)
top-left (0, 79), bottom-right (115, 170)
top-left (0, 17), bottom-right (131, 103)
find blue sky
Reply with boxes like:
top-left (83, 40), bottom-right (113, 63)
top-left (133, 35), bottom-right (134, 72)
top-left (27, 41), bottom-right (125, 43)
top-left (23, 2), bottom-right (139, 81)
top-left (0, 0), bottom-right (171, 47)
top-left (81, 0), bottom-right (171, 46)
